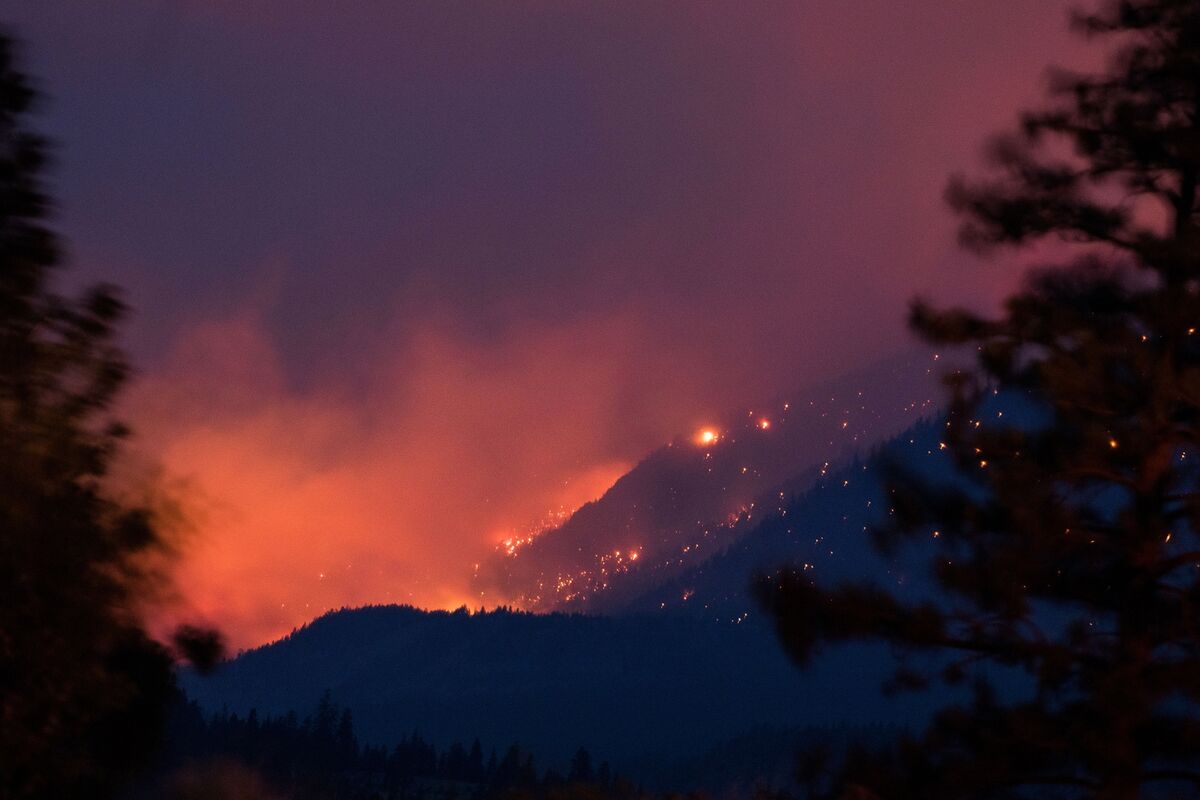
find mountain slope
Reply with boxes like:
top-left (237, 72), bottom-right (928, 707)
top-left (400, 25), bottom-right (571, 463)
top-left (478, 351), bottom-right (940, 612)
top-left (183, 606), bottom-right (933, 768)
top-left (623, 414), bottom-right (951, 619)
top-left (184, 396), bottom-right (972, 774)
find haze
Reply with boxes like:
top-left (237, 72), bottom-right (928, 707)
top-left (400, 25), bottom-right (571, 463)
top-left (8, 1), bottom-right (1088, 648)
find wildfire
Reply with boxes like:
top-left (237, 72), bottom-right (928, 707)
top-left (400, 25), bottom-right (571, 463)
top-left (500, 533), bottom-right (537, 557)
top-left (696, 428), bottom-right (719, 446)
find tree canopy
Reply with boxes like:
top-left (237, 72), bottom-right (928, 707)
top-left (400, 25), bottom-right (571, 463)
top-left (0, 30), bottom-right (219, 800)
top-left (760, 2), bottom-right (1200, 798)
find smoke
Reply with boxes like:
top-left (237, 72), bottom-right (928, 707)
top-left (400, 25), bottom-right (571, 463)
top-left (10, 0), bottom-right (1098, 647)
top-left (123, 307), bottom-right (715, 647)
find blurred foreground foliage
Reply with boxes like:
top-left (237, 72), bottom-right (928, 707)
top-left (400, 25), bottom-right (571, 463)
top-left (0, 29), bottom-right (220, 800)
top-left (762, 1), bottom-right (1200, 798)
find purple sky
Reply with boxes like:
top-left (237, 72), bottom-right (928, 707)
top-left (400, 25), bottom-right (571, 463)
top-left (9, 0), bottom-right (1092, 646)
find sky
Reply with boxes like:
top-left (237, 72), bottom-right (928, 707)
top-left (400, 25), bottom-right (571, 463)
top-left (7, 0), bottom-right (1092, 648)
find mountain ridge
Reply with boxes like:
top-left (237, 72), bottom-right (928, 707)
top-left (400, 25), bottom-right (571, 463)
top-left (478, 350), bottom-right (941, 613)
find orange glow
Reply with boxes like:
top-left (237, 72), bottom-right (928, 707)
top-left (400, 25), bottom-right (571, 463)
top-left (121, 313), bottom-right (662, 648)
top-left (31, 0), bottom-right (1099, 650)
top-left (757, 418), bottom-right (770, 430)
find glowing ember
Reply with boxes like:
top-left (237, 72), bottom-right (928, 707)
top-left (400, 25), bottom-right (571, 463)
top-left (696, 428), bottom-right (719, 445)
top-left (757, 418), bottom-right (770, 430)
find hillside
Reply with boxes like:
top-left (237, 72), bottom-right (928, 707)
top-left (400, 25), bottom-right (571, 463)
top-left (477, 351), bottom-right (940, 613)
top-left (182, 606), bottom-right (933, 768)
top-left (623, 414), bottom-right (951, 619)
top-left (184, 412), bottom-right (965, 774)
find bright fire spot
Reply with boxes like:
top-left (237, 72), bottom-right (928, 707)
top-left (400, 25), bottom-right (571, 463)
top-left (629, 550), bottom-right (639, 561)
top-left (757, 418), bottom-right (770, 430)
top-left (492, 460), bottom-right (629, 562)
top-left (696, 428), bottom-right (719, 445)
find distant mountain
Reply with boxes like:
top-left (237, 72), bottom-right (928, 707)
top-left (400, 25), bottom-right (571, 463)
top-left (477, 351), bottom-right (941, 613)
top-left (182, 606), bottom-right (935, 769)
top-left (185, 377), bottom-right (973, 778)
top-left (623, 414), bottom-right (951, 619)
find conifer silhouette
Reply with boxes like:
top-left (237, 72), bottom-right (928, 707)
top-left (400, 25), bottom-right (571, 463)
top-left (760, 2), bottom-right (1200, 797)
top-left (0, 31), bottom-right (221, 799)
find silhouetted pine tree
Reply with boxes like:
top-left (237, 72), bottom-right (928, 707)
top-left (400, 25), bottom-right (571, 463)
top-left (570, 747), bottom-right (595, 784)
top-left (0, 30), bottom-right (221, 800)
top-left (597, 761), bottom-right (612, 791)
top-left (759, 2), bottom-right (1200, 798)
top-left (336, 708), bottom-right (359, 770)
top-left (470, 738), bottom-right (487, 782)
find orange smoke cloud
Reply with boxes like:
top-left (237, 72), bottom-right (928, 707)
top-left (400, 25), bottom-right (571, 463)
top-left (26, 0), bottom-right (1097, 651)
top-left (122, 308), bottom-right (707, 648)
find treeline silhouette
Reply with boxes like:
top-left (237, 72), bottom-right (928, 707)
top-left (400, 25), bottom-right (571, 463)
top-left (181, 604), bottom-right (854, 767)
top-left (138, 690), bottom-right (640, 800)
